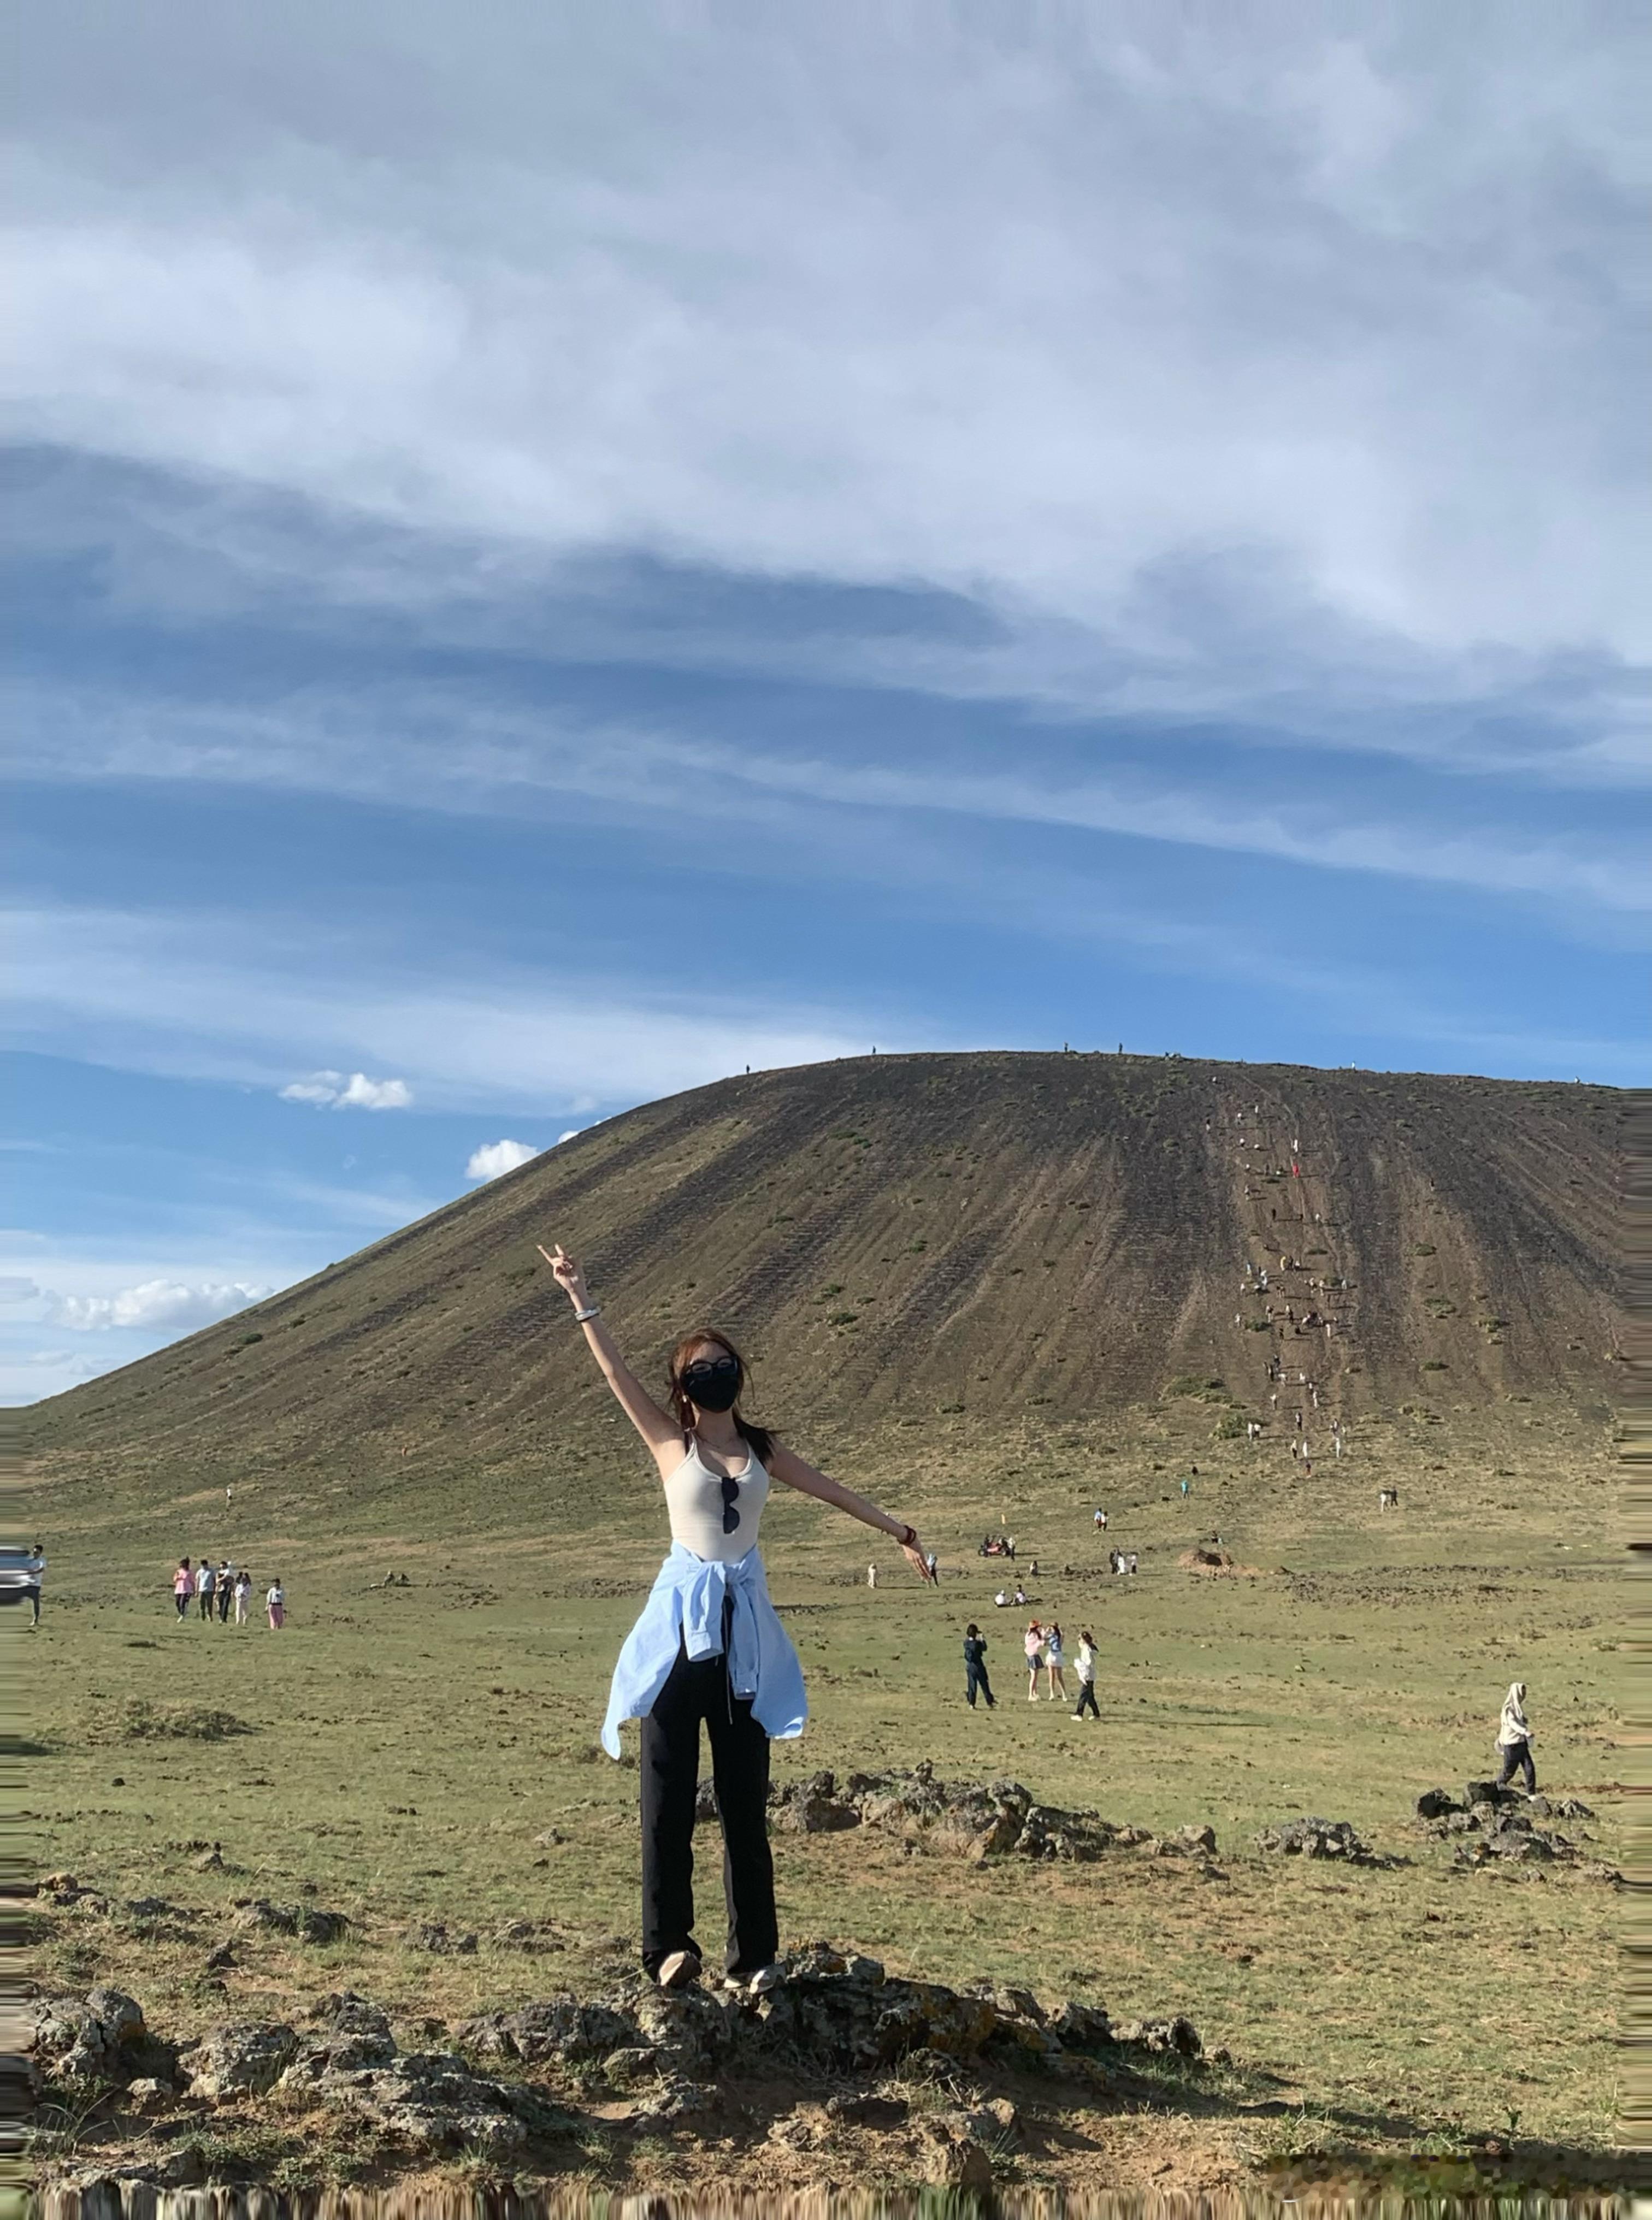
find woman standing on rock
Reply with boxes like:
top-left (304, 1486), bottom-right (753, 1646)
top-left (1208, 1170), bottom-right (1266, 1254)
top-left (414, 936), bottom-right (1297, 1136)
top-left (540, 1242), bottom-right (933, 1998)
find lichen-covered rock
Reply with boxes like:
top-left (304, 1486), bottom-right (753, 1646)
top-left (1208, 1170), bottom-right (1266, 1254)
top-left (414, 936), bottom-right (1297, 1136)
top-left (403, 1921), bottom-right (477, 1955)
top-left (318, 2050), bottom-right (533, 2161)
top-left (187, 2022), bottom-right (300, 2099)
top-left (456, 1994), bottom-right (639, 2064)
top-left (32, 1989), bottom-right (159, 2085)
top-left (1254, 1817), bottom-right (1374, 1863)
top-left (279, 1993), bottom-right (398, 2082)
top-left (1049, 1998), bottom-right (1112, 2048)
top-left (771, 1769), bottom-right (862, 1833)
top-left (1113, 2015), bottom-right (1202, 2058)
top-left (917, 2118), bottom-right (995, 2193)
top-left (231, 1898), bottom-right (349, 1944)
top-left (634, 1983), bottom-right (745, 2073)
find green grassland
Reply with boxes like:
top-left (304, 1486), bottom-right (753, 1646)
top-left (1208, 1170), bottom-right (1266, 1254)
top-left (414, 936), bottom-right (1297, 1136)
top-left (23, 1379), bottom-right (1624, 2191)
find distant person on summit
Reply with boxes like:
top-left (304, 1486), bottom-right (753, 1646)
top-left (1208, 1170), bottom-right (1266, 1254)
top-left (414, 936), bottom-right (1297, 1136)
top-left (539, 1239), bottom-right (933, 2000)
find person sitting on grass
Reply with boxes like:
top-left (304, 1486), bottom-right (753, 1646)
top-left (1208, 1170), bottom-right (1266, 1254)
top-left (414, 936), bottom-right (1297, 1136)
top-left (540, 1239), bottom-right (933, 2001)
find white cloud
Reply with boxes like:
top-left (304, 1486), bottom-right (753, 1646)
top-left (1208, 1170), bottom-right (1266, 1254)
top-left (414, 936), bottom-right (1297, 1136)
top-left (0, 1277), bottom-right (40, 1302)
top-left (557, 1130), bottom-right (581, 1144)
top-left (465, 1137), bottom-right (540, 1182)
top-left (279, 1070), bottom-right (412, 1109)
top-left (3, 10), bottom-right (1646, 682)
top-left (48, 1278), bottom-right (272, 1332)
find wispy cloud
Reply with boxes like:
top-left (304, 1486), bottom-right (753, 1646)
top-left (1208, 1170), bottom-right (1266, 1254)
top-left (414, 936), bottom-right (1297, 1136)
top-left (3, 904), bottom-right (898, 1110)
top-left (11, 671), bottom-right (1646, 918)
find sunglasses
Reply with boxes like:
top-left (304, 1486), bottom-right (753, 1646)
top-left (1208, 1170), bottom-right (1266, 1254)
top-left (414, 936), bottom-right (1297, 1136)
top-left (682, 1355), bottom-right (740, 1391)
top-left (718, 1471), bottom-right (741, 1534)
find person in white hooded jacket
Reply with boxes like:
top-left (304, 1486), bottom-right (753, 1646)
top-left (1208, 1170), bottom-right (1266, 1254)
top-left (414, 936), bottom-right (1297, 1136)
top-left (1495, 1681), bottom-right (1536, 1792)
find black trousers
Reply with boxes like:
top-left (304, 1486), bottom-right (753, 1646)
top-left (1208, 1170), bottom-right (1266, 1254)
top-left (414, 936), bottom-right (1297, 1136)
top-left (1073, 1681), bottom-right (1100, 1718)
top-left (641, 1637), bottom-right (776, 1979)
top-left (217, 1588), bottom-right (232, 1621)
top-left (1497, 1740), bottom-right (1536, 1792)
top-left (965, 1663), bottom-right (994, 1708)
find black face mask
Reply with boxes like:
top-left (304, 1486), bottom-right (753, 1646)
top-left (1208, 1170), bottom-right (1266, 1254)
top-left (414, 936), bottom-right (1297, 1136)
top-left (681, 1355), bottom-right (741, 1412)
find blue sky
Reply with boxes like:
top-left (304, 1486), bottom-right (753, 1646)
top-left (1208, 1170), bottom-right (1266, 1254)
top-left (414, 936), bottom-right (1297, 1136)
top-left (5, 6), bottom-right (1648, 1403)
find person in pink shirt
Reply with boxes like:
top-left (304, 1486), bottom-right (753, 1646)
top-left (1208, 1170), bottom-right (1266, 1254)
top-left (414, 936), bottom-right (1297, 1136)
top-left (172, 1558), bottom-right (193, 1622)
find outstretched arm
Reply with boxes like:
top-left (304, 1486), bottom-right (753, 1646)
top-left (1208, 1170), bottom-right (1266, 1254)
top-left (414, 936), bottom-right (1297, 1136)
top-left (538, 1244), bottom-right (681, 1469)
top-left (768, 1440), bottom-right (934, 1581)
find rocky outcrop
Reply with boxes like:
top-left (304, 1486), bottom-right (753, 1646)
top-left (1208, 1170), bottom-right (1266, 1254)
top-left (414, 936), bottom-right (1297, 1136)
top-left (31, 1952), bottom-right (1214, 2194)
top-left (1254, 1817), bottom-right (1376, 1863)
top-left (457, 1943), bottom-right (1134, 2082)
top-left (761, 1765), bottom-right (1176, 1864)
top-left (1413, 1782), bottom-right (1612, 1873)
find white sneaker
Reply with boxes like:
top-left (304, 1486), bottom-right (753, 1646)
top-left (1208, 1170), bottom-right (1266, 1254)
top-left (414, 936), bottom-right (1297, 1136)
top-left (747, 1963), bottom-right (783, 1996)
top-left (656, 1949), bottom-right (701, 1990)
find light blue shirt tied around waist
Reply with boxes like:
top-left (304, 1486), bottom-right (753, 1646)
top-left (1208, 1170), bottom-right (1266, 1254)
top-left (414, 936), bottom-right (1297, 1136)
top-left (601, 1542), bottom-right (807, 1759)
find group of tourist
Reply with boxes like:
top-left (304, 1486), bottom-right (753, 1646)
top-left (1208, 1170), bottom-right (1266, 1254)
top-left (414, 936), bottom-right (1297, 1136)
top-left (170, 1556), bottom-right (285, 1628)
top-left (956, 1618), bottom-right (1100, 1719)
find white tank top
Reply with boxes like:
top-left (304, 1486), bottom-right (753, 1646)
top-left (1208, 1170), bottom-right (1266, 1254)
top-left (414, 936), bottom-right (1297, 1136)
top-left (663, 1437), bottom-right (770, 1563)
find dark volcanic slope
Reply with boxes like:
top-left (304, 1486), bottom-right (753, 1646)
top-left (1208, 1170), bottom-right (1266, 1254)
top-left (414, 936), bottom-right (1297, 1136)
top-left (28, 1054), bottom-right (1621, 1492)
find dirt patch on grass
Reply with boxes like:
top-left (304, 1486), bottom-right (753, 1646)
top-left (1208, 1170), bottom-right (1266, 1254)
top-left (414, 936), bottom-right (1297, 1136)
top-left (1177, 1547), bottom-right (1263, 1576)
top-left (99, 1699), bottom-right (256, 1744)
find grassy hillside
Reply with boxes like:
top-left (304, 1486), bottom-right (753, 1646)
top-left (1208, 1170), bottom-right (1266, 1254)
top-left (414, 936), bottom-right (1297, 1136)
top-left (26, 1053), bottom-right (1621, 1529)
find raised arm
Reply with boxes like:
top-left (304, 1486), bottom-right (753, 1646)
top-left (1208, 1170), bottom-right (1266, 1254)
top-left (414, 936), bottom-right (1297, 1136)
top-left (767, 1439), bottom-right (935, 1581)
top-left (538, 1244), bottom-right (682, 1470)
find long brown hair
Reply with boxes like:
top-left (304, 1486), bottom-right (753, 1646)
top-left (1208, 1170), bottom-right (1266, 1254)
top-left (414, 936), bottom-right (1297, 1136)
top-left (666, 1327), bottom-right (776, 1468)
